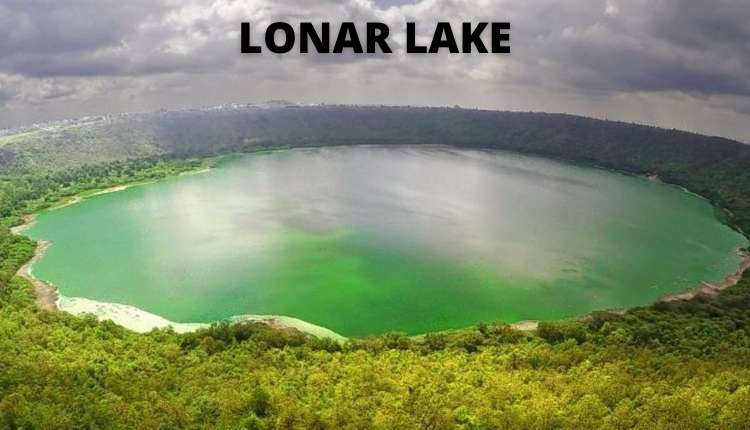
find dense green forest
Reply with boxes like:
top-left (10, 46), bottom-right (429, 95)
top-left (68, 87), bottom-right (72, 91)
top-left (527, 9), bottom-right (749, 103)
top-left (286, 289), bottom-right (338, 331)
top-left (1, 105), bottom-right (750, 428)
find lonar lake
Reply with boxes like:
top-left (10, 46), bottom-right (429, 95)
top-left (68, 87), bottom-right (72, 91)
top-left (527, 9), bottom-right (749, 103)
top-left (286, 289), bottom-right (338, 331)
top-left (26, 146), bottom-right (748, 336)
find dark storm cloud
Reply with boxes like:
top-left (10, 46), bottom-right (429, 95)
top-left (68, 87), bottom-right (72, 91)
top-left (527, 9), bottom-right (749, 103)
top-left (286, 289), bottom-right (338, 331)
top-left (503, 0), bottom-right (750, 96)
top-left (2, 0), bottom-right (748, 96)
top-left (548, 35), bottom-right (750, 96)
top-left (649, 1), bottom-right (750, 53)
top-left (0, 0), bottom-right (230, 78)
top-left (0, 0), bottom-right (172, 56)
top-left (644, 0), bottom-right (750, 95)
top-left (0, 0), bottom-right (748, 141)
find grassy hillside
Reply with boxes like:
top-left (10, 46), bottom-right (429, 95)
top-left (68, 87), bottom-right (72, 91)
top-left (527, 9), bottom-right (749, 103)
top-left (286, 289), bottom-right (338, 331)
top-left (1, 105), bottom-right (750, 428)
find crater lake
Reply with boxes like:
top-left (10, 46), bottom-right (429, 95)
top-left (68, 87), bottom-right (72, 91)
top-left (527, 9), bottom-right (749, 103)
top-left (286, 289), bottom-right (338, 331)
top-left (26, 146), bottom-right (748, 336)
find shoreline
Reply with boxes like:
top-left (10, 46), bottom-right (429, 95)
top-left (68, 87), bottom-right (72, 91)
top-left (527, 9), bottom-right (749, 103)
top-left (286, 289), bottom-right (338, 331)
top-left (659, 249), bottom-right (750, 303)
top-left (510, 320), bottom-right (539, 331)
top-left (13, 216), bottom-right (346, 340)
top-left (509, 249), bottom-right (750, 331)
top-left (9, 175), bottom-right (348, 340)
top-left (17, 238), bottom-right (748, 337)
top-left (54, 296), bottom-right (346, 341)
top-left (9, 186), bottom-right (140, 311)
top-left (9, 151), bottom-right (750, 338)
top-left (8, 178), bottom-right (197, 314)
top-left (16, 240), bottom-right (58, 311)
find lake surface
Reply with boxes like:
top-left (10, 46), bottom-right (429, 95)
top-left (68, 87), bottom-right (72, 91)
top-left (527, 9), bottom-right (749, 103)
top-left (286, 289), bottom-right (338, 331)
top-left (27, 146), bottom-right (748, 336)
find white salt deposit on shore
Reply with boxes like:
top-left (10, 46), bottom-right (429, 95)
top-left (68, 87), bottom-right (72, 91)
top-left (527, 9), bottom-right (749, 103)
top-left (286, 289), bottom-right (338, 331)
top-left (58, 295), bottom-right (347, 341)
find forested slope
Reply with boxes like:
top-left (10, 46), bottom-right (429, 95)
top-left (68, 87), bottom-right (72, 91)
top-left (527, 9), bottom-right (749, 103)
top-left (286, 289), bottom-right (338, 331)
top-left (4, 105), bottom-right (750, 233)
top-left (2, 105), bottom-right (747, 173)
top-left (1, 105), bottom-right (750, 428)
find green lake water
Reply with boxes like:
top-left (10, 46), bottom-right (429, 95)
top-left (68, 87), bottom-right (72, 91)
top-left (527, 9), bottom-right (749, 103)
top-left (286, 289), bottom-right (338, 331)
top-left (26, 146), bottom-right (748, 336)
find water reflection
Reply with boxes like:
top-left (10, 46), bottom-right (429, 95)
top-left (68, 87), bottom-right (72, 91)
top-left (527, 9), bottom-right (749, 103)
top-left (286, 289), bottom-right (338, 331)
top-left (27, 146), bottom-right (748, 335)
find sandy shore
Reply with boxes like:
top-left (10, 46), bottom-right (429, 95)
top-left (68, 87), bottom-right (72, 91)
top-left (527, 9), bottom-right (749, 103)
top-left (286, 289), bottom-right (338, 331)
top-left (16, 240), bottom-right (58, 311)
top-left (179, 167), bottom-right (212, 176)
top-left (510, 321), bottom-right (539, 331)
top-left (89, 184), bottom-right (130, 196)
top-left (9, 184), bottom-right (141, 311)
top-left (7, 179), bottom-right (190, 314)
top-left (10, 212), bottom-right (59, 310)
top-left (10, 214), bottom-right (37, 235)
top-left (49, 196), bottom-right (83, 210)
top-left (660, 250), bottom-right (750, 302)
top-left (13, 212), bottom-right (750, 338)
top-left (508, 250), bottom-right (750, 332)
top-left (7, 179), bottom-right (347, 340)
top-left (9, 167), bottom-right (749, 338)
top-left (12, 219), bottom-right (345, 340)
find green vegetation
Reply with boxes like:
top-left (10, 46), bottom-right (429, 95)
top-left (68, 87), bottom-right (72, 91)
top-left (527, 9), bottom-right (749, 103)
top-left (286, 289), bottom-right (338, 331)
top-left (0, 157), bottom-right (214, 227)
top-left (1, 106), bottom-right (750, 428)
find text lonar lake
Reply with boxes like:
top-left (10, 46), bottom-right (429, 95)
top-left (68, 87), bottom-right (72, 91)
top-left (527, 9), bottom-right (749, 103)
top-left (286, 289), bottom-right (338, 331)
top-left (26, 146), bottom-right (748, 336)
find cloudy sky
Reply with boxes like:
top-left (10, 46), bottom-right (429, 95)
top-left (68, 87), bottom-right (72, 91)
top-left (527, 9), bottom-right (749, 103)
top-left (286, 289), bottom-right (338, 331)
top-left (1, 0), bottom-right (749, 142)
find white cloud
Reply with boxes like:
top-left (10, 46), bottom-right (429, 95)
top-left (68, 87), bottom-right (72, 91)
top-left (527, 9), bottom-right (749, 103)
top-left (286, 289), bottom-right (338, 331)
top-left (604, 1), bottom-right (619, 17)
